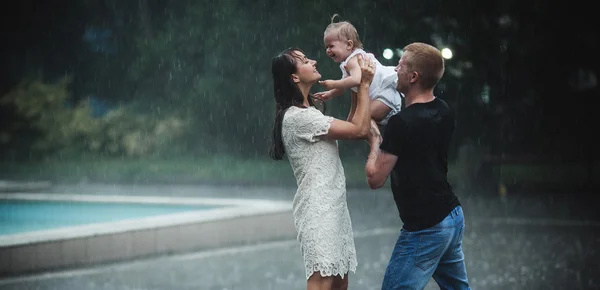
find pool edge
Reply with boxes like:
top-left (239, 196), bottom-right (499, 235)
top-left (0, 194), bottom-right (295, 278)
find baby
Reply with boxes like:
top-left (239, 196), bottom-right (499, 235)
top-left (314, 16), bottom-right (403, 126)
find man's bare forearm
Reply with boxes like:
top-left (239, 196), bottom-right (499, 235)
top-left (365, 138), bottom-right (386, 189)
top-left (366, 138), bottom-right (380, 169)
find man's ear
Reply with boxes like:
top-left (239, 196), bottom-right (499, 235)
top-left (410, 71), bottom-right (419, 84)
top-left (291, 73), bottom-right (300, 83)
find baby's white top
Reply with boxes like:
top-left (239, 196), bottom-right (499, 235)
top-left (339, 48), bottom-right (397, 94)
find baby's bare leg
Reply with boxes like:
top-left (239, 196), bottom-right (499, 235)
top-left (371, 99), bottom-right (392, 123)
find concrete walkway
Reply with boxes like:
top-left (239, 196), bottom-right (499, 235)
top-left (0, 183), bottom-right (598, 289)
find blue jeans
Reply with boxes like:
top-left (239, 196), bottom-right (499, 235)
top-left (381, 206), bottom-right (471, 290)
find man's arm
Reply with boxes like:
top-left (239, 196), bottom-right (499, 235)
top-left (365, 136), bottom-right (397, 189)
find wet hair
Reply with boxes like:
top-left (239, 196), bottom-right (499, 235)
top-left (269, 48), bottom-right (325, 160)
top-left (323, 14), bottom-right (363, 49)
top-left (402, 42), bottom-right (445, 89)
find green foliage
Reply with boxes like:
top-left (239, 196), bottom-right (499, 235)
top-left (1, 76), bottom-right (80, 151)
top-left (22, 0), bottom-right (562, 160)
top-left (1, 77), bottom-right (190, 159)
top-left (123, 0), bottom-right (364, 156)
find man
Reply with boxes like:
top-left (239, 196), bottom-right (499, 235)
top-left (365, 42), bottom-right (471, 290)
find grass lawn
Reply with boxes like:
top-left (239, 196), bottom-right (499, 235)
top-left (0, 155), bottom-right (597, 190)
top-left (0, 155), bottom-right (373, 187)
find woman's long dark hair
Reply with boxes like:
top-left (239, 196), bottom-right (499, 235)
top-left (269, 48), bottom-right (324, 160)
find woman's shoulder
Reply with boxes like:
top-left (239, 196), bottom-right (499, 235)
top-left (284, 106), bottom-right (328, 123)
top-left (285, 106), bottom-right (322, 118)
top-left (284, 105), bottom-right (304, 116)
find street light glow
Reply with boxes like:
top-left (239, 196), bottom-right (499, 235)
top-left (383, 48), bottom-right (393, 60)
top-left (441, 48), bottom-right (453, 59)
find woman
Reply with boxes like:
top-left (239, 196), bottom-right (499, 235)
top-left (269, 47), bottom-right (378, 290)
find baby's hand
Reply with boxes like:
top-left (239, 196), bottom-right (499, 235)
top-left (318, 80), bottom-right (336, 90)
top-left (314, 90), bottom-right (333, 101)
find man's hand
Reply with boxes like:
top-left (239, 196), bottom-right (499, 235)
top-left (314, 90), bottom-right (334, 102)
top-left (356, 54), bottom-right (375, 86)
top-left (318, 79), bottom-right (336, 90)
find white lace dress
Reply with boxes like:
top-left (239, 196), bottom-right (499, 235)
top-left (282, 106), bottom-right (358, 280)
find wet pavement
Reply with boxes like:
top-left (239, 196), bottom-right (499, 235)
top-left (0, 183), bottom-right (598, 289)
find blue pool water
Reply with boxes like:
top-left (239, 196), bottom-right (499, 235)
top-left (0, 199), bottom-right (220, 235)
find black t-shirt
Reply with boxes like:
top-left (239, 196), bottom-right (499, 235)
top-left (380, 97), bottom-right (460, 231)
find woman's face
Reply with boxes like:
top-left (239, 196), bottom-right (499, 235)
top-left (290, 51), bottom-right (321, 84)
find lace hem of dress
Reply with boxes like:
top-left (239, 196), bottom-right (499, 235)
top-left (305, 260), bottom-right (358, 280)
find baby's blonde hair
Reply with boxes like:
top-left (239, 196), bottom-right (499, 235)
top-left (324, 14), bottom-right (363, 49)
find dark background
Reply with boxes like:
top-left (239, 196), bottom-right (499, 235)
top-left (0, 0), bottom-right (597, 189)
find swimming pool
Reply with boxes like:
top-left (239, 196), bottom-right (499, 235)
top-left (0, 199), bottom-right (219, 235)
top-left (0, 192), bottom-right (294, 278)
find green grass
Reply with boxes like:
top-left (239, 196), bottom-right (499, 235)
top-left (0, 155), bottom-right (597, 189)
top-left (0, 155), bottom-right (377, 187)
top-left (1, 155), bottom-right (290, 185)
